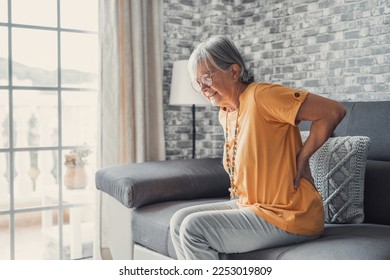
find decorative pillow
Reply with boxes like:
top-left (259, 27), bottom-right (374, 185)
top-left (300, 131), bottom-right (310, 143)
top-left (309, 136), bottom-right (371, 224)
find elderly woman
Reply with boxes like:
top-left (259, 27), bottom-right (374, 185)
top-left (170, 35), bottom-right (346, 260)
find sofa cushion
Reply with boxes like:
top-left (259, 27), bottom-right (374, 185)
top-left (132, 198), bottom-right (228, 258)
top-left (343, 101), bottom-right (390, 161)
top-left (220, 224), bottom-right (390, 260)
top-left (133, 199), bottom-right (390, 260)
top-left (309, 136), bottom-right (371, 223)
top-left (363, 160), bottom-right (390, 225)
top-left (95, 158), bottom-right (229, 208)
top-left (300, 101), bottom-right (390, 161)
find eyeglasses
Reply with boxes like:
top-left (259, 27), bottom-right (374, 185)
top-left (192, 72), bottom-right (217, 93)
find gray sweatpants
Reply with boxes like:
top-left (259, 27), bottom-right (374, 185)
top-left (169, 200), bottom-right (318, 260)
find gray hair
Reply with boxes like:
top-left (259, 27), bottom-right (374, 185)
top-left (188, 35), bottom-right (254, 84)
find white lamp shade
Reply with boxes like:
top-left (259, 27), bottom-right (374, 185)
top-left (169, 60), bottom-right (210, 106)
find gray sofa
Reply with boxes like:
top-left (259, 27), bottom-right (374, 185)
top-left (96, 101), bottom-right (390, 259)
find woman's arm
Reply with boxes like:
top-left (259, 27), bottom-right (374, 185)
top-left (294, 93), bottom-right (346, 188)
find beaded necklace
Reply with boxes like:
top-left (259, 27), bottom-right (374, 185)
top-left (225, 107), bottom-right (240, 198)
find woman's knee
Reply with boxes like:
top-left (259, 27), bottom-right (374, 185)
top-left (179, 212), bottom-right (206, 239)
top-left (170, 207), bottom-right (196, 233)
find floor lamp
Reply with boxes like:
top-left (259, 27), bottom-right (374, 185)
top-left (169, 60), bottom-right (210, 159)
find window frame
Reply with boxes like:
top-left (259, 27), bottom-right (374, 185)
top-left (0, 0), bottom-right (97, 260)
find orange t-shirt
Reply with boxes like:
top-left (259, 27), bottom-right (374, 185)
top-left (220, 83), bottom-right (324, 236)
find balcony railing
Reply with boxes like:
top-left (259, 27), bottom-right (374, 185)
top-left (0, 91), bottom-right (97, 259)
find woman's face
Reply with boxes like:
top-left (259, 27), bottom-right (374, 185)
top-left (195, 61), bottom-right (236, 107)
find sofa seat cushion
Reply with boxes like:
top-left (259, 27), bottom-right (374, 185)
top-left (133, 198), bottom-right (390, 260)
top-left (220, 224), bottom-right (390, 260)
top-left (132, 198), bottom-right (228, 259)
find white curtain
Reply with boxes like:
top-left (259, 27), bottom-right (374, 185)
top-left (94, 0), bottom-right (166, 259)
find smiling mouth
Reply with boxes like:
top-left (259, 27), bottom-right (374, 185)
top-left (208, 92), bottom-right (218, 98)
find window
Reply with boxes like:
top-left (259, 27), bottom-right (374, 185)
top-left (0, 0), bottom-right (98, 259)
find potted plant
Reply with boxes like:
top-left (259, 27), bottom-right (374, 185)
top-left (64, 147), bottom-right (92, 189)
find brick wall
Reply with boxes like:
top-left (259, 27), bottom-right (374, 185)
top-left (163, 0), bottom-right (390, 160)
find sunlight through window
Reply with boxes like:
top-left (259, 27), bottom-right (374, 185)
top-left (0, 0), bottom-right (98, 260)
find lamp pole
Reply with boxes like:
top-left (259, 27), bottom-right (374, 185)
top-left (192, 104), bottom-right (196, 159)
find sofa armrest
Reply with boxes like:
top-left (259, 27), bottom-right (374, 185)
top-left (95, 158), bottom-right (230, 208)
